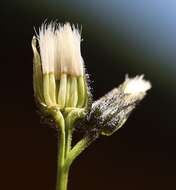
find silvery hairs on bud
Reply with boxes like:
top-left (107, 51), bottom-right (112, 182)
top-left (82, 75), bottom-right (151, 136)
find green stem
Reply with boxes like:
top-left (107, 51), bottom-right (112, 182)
top-left (65, 127), bottom-right (72, 159)
top-left (57, 164), bottom-right (70, 190)
top-left (58, 134), bottom-right (97, 190)
top-left (53, 109), bottom-right (96, 190)
top-left (66, 134), bottom-right (97, 168)
top-left (65, 109), bottom-right (85, 158)
top-left (53, 111), bottom-right (68, 190)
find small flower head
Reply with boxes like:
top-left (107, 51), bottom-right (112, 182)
top-left (84, 75), bottom-right (151, 136)
top-left (32, 22), bottom-right (90, 110)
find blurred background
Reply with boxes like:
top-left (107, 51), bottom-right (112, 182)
top-left (1, 0), bottom-right (176, 189)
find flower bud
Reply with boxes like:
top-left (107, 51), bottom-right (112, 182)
top-left (86, 75), bottom-right (151, 136)
top-left (32, 22), bottom-right (90, 113)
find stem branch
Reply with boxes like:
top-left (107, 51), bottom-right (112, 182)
top-left (66, 133), bottom-right (98, 168)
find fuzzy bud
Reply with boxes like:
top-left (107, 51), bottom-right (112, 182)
top-left (86, 75), bottom-right (151, 136)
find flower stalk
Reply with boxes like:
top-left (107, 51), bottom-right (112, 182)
top-left (32, 21), bottom-right (151, 190)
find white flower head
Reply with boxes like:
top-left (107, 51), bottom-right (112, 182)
top-left (123, 75), bottom-right (151, 95)
top-left (38, 22), bottom-right (84, 79)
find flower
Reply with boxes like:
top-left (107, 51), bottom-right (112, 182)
top-left (85, 75), bottom-right (151, 136)
top-left (38, 23), bottom-right (84, 79)
top-left (32, 22), bottom-right (89, 110)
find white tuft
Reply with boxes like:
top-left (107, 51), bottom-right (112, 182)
top-left (55, 23), bottom-right (84, 78)
top-left (38, 23), bottom-right (57, 74)
top-left (38, 22), bottom-right (84, 78)
top-left (123, 75), bottom-right (151, 95)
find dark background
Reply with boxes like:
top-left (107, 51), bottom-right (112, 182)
top-left (1, 0), bottom-right (176, 190)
